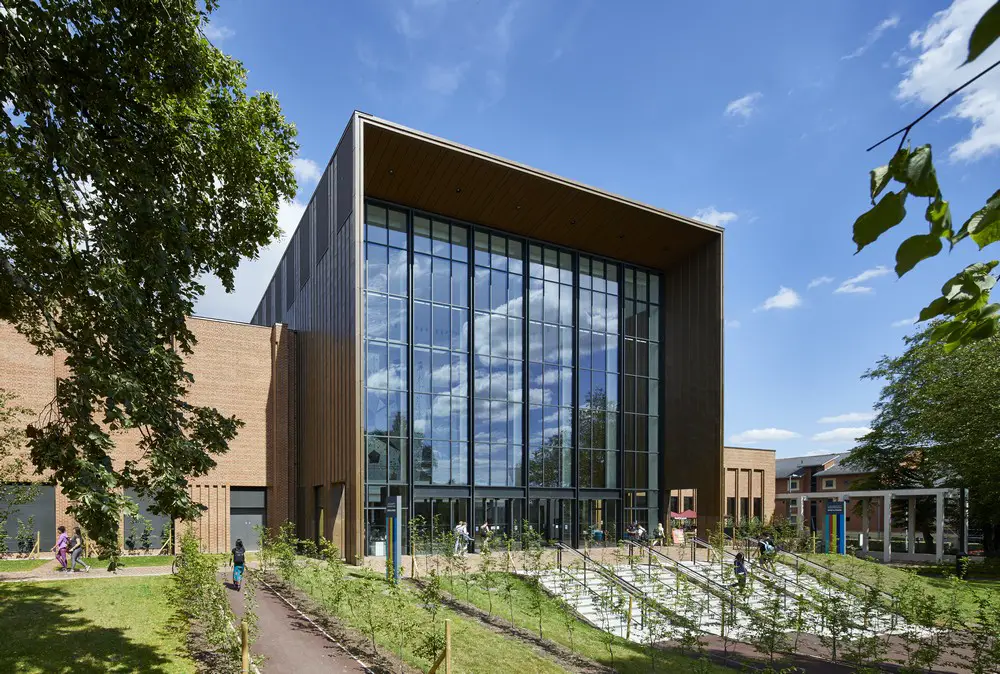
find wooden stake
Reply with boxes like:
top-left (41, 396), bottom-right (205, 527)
top-left (626, 596), bottom-right (633, 640)
top-left (445, 619), bottom-right (452, 674)
top-left (241, 621), bottom-right (250, 673)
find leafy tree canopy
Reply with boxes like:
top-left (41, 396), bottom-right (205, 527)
top-left (0, 0), bottom-right (297, 565)
top-left (854, 1), bottom-right (1000, 351)
top-left (849, 326), bottom-right (1000, 552)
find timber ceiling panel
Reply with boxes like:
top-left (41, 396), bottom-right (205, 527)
top-left (361, 118), bottom-right (720, 271)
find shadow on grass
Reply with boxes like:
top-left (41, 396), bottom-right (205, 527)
top-left (0, 583), bottom-right (176, 673)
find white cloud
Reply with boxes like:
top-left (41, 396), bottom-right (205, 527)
top-left (694, 207), bottom-right (739, 227)
top-left (812, 427), bottom-right (871, 443)
top-left (725, 92), bottom-right (763, 119)
top-left (892, 316), bottom-right (918, 327)
top-left (817, 412), bottom-right (875, 424)
top-left (835, 266), bottom-right (890, 294)
top-left (725, 319), bottom-right (741, 329)
top-left (843, 15), bottom-right (900, 60)
top-left (757, 286), bottom-right (802, 311)
top-left (204, 24), bottom-right (235, 42)
top-left (807, 276), bottom-right (834, 289)
top-left (423, 63), bottom-right (470, 96)
top-left (729, 428), bottom-right (801, 444)
top-left (897, 0), bottom-right (1000, 161)
top-left (193, 199), bottom-right (306, 322)
top-left (291, 158), bottom-right (322, 186)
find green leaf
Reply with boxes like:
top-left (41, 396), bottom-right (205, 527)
top-left (967, 189), bottom-right (1000, 249)
top-left (918, 296), bottom-right (952, 322)
top-left (966, 0), bottom-right (1000, 63)
top-left (925, 198), bottom-right (952, 239)
top-left (904, 145), bottom-right (939, 198)
top-left (870, 165), bottom-right (891, 203)
top-left (887, 147), bottom-right (911, 183)
top-left (853, 190), bottom-right (908, 252)
top-left (896, 234), bottom-right (943, 277)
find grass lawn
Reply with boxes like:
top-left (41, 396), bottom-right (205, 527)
top-left (84, 554), bottom-right (176, 568)
top-left (435, 571), bottom-right (732, 674)
top-left (0, 575), bottom-right (195, 673)
top-left (291, 562), bottom-right (569, 674)
top-left (0, 558), bottom-right (48, 572)
top-left (799, 553), bottom-right (1000, 624)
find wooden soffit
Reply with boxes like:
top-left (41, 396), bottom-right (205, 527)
top-left (360, 115), bottom-right (721, 271)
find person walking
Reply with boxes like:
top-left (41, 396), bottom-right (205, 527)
top-left (732, 552), bottom-right (748, 594)
top-left (231, 538), bottom-right (247, 591)
top-left (479, 520), bottom-right (491, 542)
top-left (52, 525), bottom-right (69, 572)
top-left (454, 521), bottom-right (471, 555)
top-left (69, 528), bottom-right (90, 572)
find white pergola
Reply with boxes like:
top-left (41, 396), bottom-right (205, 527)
top-left (776, 487), bottom-right (958, 563)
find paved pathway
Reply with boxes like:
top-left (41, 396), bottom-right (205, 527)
top-left (0, 561), bottom-right (173, 583)
top-left (226, 574), bottom-right (371, 673)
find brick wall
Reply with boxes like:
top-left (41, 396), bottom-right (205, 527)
top-left (723, 446), bottom-right (776, 523)
top-left (1, 317), bottom-right (292, 553)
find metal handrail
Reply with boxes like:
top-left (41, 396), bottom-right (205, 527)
top-left (550, 548), bottom-right (647, 636)
top-left (691, 537), bottom-right (820, 604)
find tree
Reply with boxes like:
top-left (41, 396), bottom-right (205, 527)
top-left (0, 389), bottom-right (38, 552)
top-left (848, 326), bottom-right (1000, 554)
top-left (1, 1), bottom-right (297, 566)
top-left (853, 2), bottom-right (1000, 351)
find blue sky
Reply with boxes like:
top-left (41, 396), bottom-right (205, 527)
top-left (193, 0), bottom-right (1000, 459)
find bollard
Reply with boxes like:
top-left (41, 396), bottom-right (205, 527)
top-left (241, 621), bottom-right (249, 673)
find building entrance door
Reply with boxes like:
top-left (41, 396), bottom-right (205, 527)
top-left (527, 498), bottom-right (573, 545)
top-left (412, 497), bottom-right (470, 554)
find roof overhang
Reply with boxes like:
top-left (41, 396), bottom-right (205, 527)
top-left (359, 113), bottom-right (721, 271)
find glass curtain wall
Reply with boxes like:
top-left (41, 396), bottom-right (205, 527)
top-left (363, 205), bottom-right (410, 556)
top-left (578, 257), bottom-right (619, 489)
top-left (473, 233), bottom-right (524, 487)
top-left (527, 246), bottom-right (574, 488)
top-left (412, 217), bottom-right (469, 486)
top-left (623, 268), bottom-right (661, 533)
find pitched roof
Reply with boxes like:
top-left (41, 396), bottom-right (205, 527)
top-left (775, 453), bottom-right (843, 479)
top-left (814, 459), bottom-right (873, 477)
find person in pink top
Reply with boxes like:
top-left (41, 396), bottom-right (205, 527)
top-left (52, 525), bottom-right (69, 572)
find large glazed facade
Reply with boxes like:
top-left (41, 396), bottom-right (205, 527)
top-left (251, 112), bottom-right (724, 561)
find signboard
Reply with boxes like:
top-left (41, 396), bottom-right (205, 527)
top-left (826, 501), bottom-right (845, 514)
top-left (386, 498), bottom-right (397, 519)
top-left (671, 528), bottom-right (685, 545)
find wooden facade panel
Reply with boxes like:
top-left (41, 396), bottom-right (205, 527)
top-left (661, 236), bottom-right (724, 531)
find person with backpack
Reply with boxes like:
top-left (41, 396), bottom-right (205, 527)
top-left (731, 552), bottom-right (748, 594)
top-left (231, 539), bottom-right (247, 591)
top-left (761, 536), bottom-right (777, 572)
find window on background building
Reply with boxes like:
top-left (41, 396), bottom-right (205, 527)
top-left (753, 497), bottom-right (762, 519)
top-left (527, 245), bottom-right (574, 488)
top-left (683, 496), bottom-right (694, 512)
top-left (623, 266), bottom-right (660, 531)
top-left (740, 497), bottom-right (749, 520)
top-left (789, 479), bottom-right (799, 492)
top-left (726, 497), bottom-right (736, 518)
top-left (473, 232), bottom-right (524, 487)
top-left (578, 256), bottom-right (619, 490)
top-left (670, 496), bottom-right (679, 513)
top-left (822, 478), bottom-right (835, 490)
top-left (412, 215), bottom-right (470, 486)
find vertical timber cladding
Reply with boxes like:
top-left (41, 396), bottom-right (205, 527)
top-left (661, 235), bottom-right (724, 533)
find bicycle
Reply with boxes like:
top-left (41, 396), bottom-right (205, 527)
top-left (171, 552), bottom-right (185, 574)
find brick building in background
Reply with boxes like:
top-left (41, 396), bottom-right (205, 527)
top-left (0, 318), bottom-right (295, 554)
top-left (775, 453), bottom-right (881, 537)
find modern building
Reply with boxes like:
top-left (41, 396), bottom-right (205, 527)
top-left (775, 453), bottom-right (880, 536)
top-left (249, 112), bottom-right (724, 560)
top-left (1, 112), bottom-right (724, 561)
top-left (669, 446), bottom-right (775, 526)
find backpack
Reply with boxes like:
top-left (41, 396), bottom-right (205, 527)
top-left (233, 548), bottom-right (245, 566)
top-left (763, 541), bottom-right (774, 554)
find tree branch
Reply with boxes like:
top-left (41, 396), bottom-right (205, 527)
top-left (867, 57), bottom-right (1000, 152)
